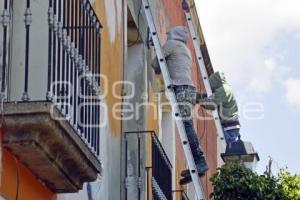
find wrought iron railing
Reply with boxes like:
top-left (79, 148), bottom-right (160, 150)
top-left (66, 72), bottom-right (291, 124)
top-left (0, 0), bottom-right (102, 157)
top-left (47, 0), bottom-right (102, 156)
top-left (0, 0), bottom-right (12, 99)
top-left (125, 131), bottom-right (173, 200)
top-left (151, 132), bottom-right (172, 200)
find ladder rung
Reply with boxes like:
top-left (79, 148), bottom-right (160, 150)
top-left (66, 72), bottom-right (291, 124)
top-left (185, 11), bottom-right (227, 154)
top-left (142, 1), bottom-right (206, 199)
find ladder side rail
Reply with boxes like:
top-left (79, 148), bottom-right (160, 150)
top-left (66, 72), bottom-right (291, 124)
top-left (142, 1), bottom-right (205, 199)
top-left (185, 12), bottom-right (226, 147)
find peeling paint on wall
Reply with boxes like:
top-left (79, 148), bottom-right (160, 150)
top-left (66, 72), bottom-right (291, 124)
top-left (104, 0), bottom-right (122, 43)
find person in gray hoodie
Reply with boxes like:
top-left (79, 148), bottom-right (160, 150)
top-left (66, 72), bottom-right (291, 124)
top-left (152, 26), bottom-right (208, 185)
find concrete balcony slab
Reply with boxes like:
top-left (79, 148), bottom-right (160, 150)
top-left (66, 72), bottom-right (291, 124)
top-left (2, 101), bottom-right (102, 193)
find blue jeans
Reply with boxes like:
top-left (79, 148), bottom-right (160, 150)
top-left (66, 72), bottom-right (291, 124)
top-left (183, 120), bottom-right (204, 167)
top-left (224, 128), bottom-right (240, 143)
top-left (174, 85), bottom-right (204, 167)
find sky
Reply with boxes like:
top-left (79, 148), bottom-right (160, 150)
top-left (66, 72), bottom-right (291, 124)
top-left (195, 0), bottom-right (300, 175)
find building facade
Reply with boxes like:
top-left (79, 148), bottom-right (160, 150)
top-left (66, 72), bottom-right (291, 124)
top-left (0, 0), bottom-right (222, 199)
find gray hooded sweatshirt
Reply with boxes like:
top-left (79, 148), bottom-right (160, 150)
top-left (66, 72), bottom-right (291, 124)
top-left (151, 26), bottom-right (194, 87)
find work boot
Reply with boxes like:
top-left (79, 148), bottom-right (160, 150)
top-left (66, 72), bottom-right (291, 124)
top-left (179, 156), bottom-right (208, 185)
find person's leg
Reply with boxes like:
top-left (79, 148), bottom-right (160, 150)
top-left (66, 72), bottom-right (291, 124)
top-left (224, 128), bottom-right (240, 143)
top-left (179, 120), bottom-right (208, 185)
top-left (174, 86), bottom-right (208, 184)
top-left (183, 120), bottom-right (207, 170)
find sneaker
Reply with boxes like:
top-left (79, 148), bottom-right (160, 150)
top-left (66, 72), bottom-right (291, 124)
top-left (179, 167), bottom-right (208, 185)
top-left (179, 157), bottom-right (209, 185)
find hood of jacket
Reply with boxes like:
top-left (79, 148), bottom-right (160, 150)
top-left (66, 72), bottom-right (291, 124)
top-left (167, 26), bottom-right (189, 44)
top-left (209, 71), bottom-right (227, 90)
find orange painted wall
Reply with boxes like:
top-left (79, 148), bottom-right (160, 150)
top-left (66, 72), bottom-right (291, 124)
top-left (0, 148), bottom-right (56, 200)
top-left (92, 1), bottom-right (124, 137)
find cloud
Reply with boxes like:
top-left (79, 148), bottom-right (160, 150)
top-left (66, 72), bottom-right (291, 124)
top-left (195, 0), bottom-right (300, 96)
top-left (284, 78), bottom-right (300, 107)
top-left (248, 58), bottom-right (277, 93)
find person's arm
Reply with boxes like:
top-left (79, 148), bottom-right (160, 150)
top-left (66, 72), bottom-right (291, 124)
top-left (196, 92), bottom-right (207, 103)
top-left (211, 87), bottom-right (227, 105)
top-left (197, 87), bottom-right (227, 110)
top-left (151, 41), bottom-right (174, 74)
top-left (199, 95), bottom-right (217, 110)
top-left (151, 57), bottom-right (161, 74)
top-left (196, 92), bottom-right (216, 110)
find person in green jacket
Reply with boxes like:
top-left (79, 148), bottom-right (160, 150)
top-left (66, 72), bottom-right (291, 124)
top-left (199, 71), bottom-right (241, 143)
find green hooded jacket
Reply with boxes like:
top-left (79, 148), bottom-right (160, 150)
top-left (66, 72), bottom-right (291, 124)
top-left (209, 71), bottom-right (239, 122)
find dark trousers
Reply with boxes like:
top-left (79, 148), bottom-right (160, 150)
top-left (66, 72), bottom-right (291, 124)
top-left (174, 85), bottom-right (204, 166)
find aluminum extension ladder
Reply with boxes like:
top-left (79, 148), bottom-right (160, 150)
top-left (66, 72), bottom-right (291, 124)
top-left (142, 0), bottom-right (206, 199)
top-left (184, 11), bottom-right (226, 151)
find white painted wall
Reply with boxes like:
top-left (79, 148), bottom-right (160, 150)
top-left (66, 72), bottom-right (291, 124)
top-left (58, 99), bottom-right (116, 200)
top-left (159, 110), bottom-right (177, 199)
top-left (124, 43), bottom-right (147, 200)
top-left (160, 111), bottom-right (175, 164)
top-left (10, 0), bottom-right (48, 101)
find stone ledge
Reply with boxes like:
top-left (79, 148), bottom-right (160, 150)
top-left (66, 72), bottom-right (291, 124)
top-left (3, 101), bottom-right (102, 193)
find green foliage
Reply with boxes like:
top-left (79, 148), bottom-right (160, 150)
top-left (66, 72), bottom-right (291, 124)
top-left (210, 162), bottom-right (280, 200)
top-left (278, 168), bottom-right (300, 200)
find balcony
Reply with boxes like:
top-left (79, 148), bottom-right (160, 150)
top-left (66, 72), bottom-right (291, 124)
top-left (0, 0), bottom-right (102, 193)
top-left (151, 133), bottom-right (172, 200)
top-left (125, 131), bottom-right (172, 200)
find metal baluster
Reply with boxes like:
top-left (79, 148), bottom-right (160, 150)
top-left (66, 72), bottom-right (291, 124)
top-left (83, 2), bottom-right (88, 140)
top-left (89, 87), bottom-right (92, 150)
top-left (88, 6), bottom-right (92, 71)
top-left (78, 1), bottom-right (84, 135)
top-left (47, 0), bottom-right (53, 100)
top-left (91, 20), bottom-right (95, 151)
top-left (66, 0), bottom-right (71, 123)
top-left (84, 78), bottom-right (88, 142)
top-left (74, 0), bottom-right (79, 127)
top-left (57, 0), bottom-right (62, 111)
top-left (96, 22), bottom-right (101, 156)
top-left (94, 17), bottom-right (98, 152)
top-left (22, 0), bottom-right (32, 101)
top-left (75, 0), bottom-right (78, 50)
top-left (1, 0), bottom-right (10, 98)
top-left (138, 135), bottom-right (141, 199)
top-left (93, 98), bottom-right (96, 152)
top-left (61, 0), bottom-right (66, 115)
top-left (76, 57), bottom-right (81, 133)
top-left (71, 0), bottom-right (77, 129)
top-left (97, 102), bottom-right (100, 156)
top-left (90, 13), bottom-right (94, 151)
top-left (88, 5), bottom-right (92, 149)
top-left (97, 23), bottom-right (101, 85)
top-left (84, 3), bottom-right (89, 144)
top-left (82, 71), bottom-right (86, 139)
top-left (93, 92), bottom-right (96, 152)
top-left (52, 0), bottom-right (57, 102)
top-left (72, 46), bottom-right (77, 129)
